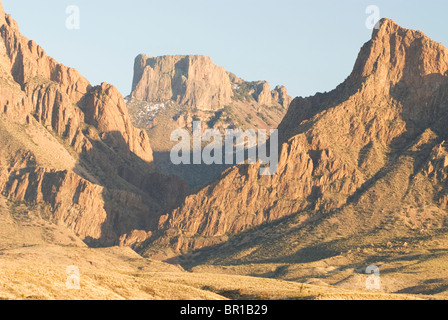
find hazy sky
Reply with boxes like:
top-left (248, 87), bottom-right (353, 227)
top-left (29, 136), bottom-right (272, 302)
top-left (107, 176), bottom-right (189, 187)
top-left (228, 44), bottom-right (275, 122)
top-left (2, 0), bottom-right (448, 98)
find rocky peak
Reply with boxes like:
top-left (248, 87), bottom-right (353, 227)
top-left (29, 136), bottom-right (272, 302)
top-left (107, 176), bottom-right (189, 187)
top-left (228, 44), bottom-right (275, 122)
top-left (280, 18), bottom-right (448, 143)
top-left (132, 54), bottom-right (234, 111)
top-left (345, 18), bottom-right (448, 131)
top-left (84, 82), bottom-right (153, 162)
top-left (0, 3), bottom-right (190, 247)
top-left (272, 85), bottom-right (292, 109)
top-left (349, 18), bottom-right (448, 92)
top-left (130, 19), bottom-right (448, 258)
top-left (253, 81), bottom-right (272, 105)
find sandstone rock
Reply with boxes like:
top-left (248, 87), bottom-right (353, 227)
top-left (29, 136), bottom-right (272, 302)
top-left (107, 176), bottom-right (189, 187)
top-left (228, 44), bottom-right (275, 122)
top-left (119, 230), bottom-right (152, 248)
top-left (0, 1), bottom-right (5, 26)
top-left (84, 83), bottom-right (153, 162)
top-left (0, 168), bottom-right (115, 244)
top-left (130, 54), bottom-right (291, 117)
top-left (253, 81), bottom-right (272, 105)
top-left (272, 85), bottom-right (292, 109)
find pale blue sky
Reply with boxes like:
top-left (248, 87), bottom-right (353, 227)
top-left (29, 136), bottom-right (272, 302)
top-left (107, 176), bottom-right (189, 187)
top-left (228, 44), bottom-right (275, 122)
top-left (2, 0), bottom-right (448, 98)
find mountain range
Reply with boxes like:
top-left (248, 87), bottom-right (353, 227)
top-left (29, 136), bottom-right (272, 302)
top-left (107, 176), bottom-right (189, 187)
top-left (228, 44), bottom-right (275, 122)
top-left (124, 18), bottom-right (448, 295)
top-left (1, 0), bottom-right (448, 299)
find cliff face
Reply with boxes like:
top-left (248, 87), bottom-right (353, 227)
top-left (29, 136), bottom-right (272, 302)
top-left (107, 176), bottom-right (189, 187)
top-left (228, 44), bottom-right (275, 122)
top-left (132, 19), bottom-right (448, 256)
top-left (132, 55), bottom-right (233, 111)
top-left (0, 4), bottom-right (188, 246)
top-left (131, 54), bottom-right (291, 112)
top-left (0, 168), bottom-right (112, 243)
top-left (129, 54), bottom-right (292, 188)
top-left (84, 83), bottom-right (153, 163)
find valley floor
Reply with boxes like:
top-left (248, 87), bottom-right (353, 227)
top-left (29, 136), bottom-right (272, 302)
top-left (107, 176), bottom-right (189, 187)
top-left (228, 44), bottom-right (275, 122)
top-left (0, 196), bottom-right (444, 300)
top-left (0, 196), bottom-right (443, 300)
top-left (0, 245), bottom-right (431, 300)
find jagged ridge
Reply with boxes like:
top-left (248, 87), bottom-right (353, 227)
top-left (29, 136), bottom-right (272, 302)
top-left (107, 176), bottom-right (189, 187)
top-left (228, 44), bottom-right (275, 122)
top-left (132, 19), bottom-right (448, 259)
top-left (0, 2), bottom-right (189, 246)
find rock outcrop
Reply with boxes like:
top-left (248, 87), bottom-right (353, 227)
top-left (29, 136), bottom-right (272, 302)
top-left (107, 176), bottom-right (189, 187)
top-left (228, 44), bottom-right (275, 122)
top-left (132, 55), bottom-right (234, 111)
top-left (0, 2), bottom-right (5, 26)
top-left (132, 54), bottom-right (292, 112)
top-left (84, 83), bottom-right (153, 162)
top-left (132, 19), bottom-right (448, 257)
top-left (272, 85), bottom-right (292, 109)
top-left (0, 168), bottom-right (114, 243)
top-left (129, 54), bottom-right (292, 188)
top-left (0, 2), bottom-right (189, 246)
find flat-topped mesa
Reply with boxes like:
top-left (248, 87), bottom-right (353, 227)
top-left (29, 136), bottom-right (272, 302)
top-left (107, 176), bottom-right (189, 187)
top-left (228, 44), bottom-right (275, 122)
top-left (128, 53), bottom-right (292, 188)
top-left (132, 54), bottom-right (234, 111)
top-left (131, 54), bottom-right (292, 112)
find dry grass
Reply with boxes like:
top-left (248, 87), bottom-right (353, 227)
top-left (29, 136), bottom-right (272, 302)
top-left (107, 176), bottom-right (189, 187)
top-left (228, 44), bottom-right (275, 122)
top-left (0, 195), bottom-right (429, 300)
top-left (189, 239), bottom-right (448, 299)
top-left (0, 244), bottom-right (428, 300)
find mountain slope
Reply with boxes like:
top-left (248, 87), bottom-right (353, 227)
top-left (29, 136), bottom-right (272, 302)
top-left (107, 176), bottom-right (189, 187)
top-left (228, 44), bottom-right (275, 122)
top-left (1, 187), bottom-right (414, 300)
top-left (0, 2), bottom-right (189, 246)
top-left (130, 18), bottom-right (448, 271)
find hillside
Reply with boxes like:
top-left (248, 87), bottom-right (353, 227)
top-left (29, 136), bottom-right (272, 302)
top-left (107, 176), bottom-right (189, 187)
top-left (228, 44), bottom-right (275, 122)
top-left (1, 192), bottom-right (423, 300)
top-left (1, 1), bottom-right (399, 301)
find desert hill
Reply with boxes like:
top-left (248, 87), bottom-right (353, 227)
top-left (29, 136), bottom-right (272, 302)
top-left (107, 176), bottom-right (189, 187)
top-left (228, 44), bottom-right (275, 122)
top-left (0, 0), bottom-right (398, 301)
top-left (0, 190), bottom-right (416, 300)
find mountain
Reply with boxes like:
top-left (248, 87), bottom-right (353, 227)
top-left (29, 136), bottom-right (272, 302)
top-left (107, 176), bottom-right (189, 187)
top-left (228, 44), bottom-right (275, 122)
top-left (131, 54), bottom-right (291, 112)
top-left (122, 19), bottom-right (448, 295)
top-left (127, 54), bottom-right (291, 187)
top-left (2, 0), bottom-right (448, 298)
top-left (0, 2), bottom-right (189, 247)
top-left (0, 2), bottom-right (388, 300)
